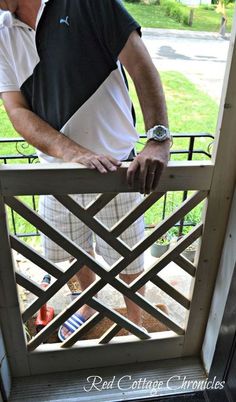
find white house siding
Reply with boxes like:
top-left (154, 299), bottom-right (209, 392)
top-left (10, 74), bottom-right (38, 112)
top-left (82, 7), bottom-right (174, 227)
top-left (180, 0), bottom-right (211, 6)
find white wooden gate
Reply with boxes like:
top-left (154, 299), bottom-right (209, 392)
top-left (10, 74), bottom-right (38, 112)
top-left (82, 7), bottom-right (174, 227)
top-left (0, 10), bottom-right (236, 379)
top-left (0, 161), bottom-right (214, 376)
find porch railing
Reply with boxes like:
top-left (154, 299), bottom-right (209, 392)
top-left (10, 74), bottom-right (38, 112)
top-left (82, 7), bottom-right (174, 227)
top-left (0, 133), bottom-right (214, 239)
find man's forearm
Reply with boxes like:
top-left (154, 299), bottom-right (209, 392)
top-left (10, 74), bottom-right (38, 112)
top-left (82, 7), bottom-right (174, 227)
top-left (119, 31), bottom-right (170, 193)
top-left (2, 91), bottom-right (121, 172)
top-left (8, 106), bottom-right (86, 161)
top-left (132, 62), bottom-right (168, 132)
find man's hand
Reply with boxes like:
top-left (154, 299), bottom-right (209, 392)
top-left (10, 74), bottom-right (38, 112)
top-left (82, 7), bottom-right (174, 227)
top-left (127, 140), bottom-right (170, 194)
top-left (65, 149), bottom-right (121, 173)
top-left (0, 0), bottom-right (18, 12)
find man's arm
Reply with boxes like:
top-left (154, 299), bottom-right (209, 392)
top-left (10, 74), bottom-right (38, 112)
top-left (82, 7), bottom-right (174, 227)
top-left (119, 31), bottom-right (170, 194)
top-left (0, 0), bottom-right (17, 12)
top-left (2, 91), bottom-right (121, 173)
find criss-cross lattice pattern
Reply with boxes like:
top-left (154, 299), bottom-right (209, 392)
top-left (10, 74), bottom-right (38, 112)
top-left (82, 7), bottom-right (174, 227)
top-left (4, 189), bottom-right (207, 351)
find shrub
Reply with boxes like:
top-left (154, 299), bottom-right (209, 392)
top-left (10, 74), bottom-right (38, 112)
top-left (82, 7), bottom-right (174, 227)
top-left (161, 0), bottom-right (190, 26)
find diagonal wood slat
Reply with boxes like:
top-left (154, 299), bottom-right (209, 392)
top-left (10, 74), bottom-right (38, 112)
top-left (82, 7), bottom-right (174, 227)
top-left (21, 243), bottom-right (185, 337)
top-left (62, 297), bottom-right (151, 348)
top-left (10, 235), bottom-right (63, 279)
top-left (6, 193), bottom-right (204, 339)
top-left (6, 191), bottom-right (206, 289)
top-left (26, 252), bottom-right (186, 349)
top-left (88, 298), bottom-right (150, 341)
top-left (54, 195), bottom-right (130, 257)
top-left (6, 198), bottom-right (113, 306)
top-left (22, 243), bottom-right (185, 339)
top-left (105, 284), bottom-right (185, 335)
top-left (9, 190), bottom-right (206, 287)
top-left (109, 192), bottom-right (207, 278)
top-left (6, 198), bottom-right (177, 330)
top-left (86, 193), bottom-right (118, 216)
top-left (6, 192), bottom-right (205, 347)
top-left (151, 275), bottom-right (191, 310)
top-left (62, 312), bottom-right (104, 348)
top-left (111, 192), bottom-right (165, 237)
top-left (27, 287), bottom-right (103, 351)
top-left (27, 290), bottom-right (150, 351)
top-left (15, 272), bottom-right (43, 297)
top-left (22, 259), bottom-right (85, 322)
top-left (99, 324), bottom-right (122, 344)
top-left (131, 224), bottom-right (203, 292)
top-left (100, 225), bottom-right (202, 341)
top-left (174, 255), bottom-right (196, 277)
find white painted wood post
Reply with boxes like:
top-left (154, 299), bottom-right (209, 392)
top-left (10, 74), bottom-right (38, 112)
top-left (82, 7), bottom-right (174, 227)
top-left (202, 187), bottom-right (236, 373)
top-left (0, 195), bottom-right (30, 377)
top-left (183, 10), bottom-right (236, 356)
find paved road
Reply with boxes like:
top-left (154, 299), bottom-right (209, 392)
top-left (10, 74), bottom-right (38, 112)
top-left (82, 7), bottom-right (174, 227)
top-left (142, 28), bottom-right (230, 103)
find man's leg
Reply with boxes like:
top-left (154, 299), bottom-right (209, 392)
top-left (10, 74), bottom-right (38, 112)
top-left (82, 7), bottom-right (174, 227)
top-left (39, 194), bottom-right (99, 339)
top-left (96, 192), bottom-right (145, 329)
top-left (73, 253), bottom-right (96, 320)
top-left (60, 251), bottom-right (96, 339)
top-left (119, 272), bottom-right (145, 327)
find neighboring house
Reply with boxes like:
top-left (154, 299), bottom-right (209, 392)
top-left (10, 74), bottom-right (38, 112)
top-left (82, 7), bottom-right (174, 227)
top-left (179, 0), bottom-right (211, 5)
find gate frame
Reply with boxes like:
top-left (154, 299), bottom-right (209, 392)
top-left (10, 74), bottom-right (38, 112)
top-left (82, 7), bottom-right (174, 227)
top-left (0, 7), bottom-right (236, 394)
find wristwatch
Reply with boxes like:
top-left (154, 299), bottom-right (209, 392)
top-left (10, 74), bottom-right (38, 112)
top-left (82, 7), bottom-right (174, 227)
top-left (146, 125), bottom-right (171, 142)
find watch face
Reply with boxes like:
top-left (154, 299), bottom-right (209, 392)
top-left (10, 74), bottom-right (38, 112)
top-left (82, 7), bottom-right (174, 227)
top-left (153, 126), bottom-right (167, 141)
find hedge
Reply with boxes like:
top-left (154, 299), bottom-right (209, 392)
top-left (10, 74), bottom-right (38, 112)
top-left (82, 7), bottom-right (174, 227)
top-left (160, 0), bottom-right (190, 26)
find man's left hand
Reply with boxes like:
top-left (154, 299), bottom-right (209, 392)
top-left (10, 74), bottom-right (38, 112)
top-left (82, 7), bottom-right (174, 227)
top-left (127, 140), bottom-right (170, 194)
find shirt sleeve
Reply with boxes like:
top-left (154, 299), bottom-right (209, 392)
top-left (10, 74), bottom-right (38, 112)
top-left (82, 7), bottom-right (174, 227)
top-left (0, 44), bottom-right (20, 96)
top-left (91, 0), bottom-right (141, 62)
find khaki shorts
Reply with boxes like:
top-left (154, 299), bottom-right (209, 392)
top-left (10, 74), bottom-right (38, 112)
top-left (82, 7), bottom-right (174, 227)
top-left (39, 193), bottom-right (145, 275)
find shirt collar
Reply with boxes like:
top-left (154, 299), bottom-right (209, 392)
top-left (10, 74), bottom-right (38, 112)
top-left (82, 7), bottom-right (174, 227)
top-left (0, 11), bottom-right (15, 29)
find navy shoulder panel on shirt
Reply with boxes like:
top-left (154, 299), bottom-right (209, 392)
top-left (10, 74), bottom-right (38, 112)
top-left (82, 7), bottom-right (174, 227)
top-left (21, 0), bottom-right (140, 131)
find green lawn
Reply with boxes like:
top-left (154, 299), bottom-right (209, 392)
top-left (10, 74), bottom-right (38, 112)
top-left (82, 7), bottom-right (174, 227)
top-left (124, 2), bottom-right (234, 33)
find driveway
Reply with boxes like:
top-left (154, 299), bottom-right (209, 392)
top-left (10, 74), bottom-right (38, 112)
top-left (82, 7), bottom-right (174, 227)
top-left (142, 28), bottom-right (230, 103)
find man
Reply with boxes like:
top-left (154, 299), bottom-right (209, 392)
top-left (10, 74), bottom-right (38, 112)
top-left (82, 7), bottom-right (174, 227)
top-left (0, 0), bottom-right (170, 340)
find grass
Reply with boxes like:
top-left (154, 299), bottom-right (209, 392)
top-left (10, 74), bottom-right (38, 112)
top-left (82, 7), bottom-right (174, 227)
top-left (124, 2), bottom-right (187, 30)
top-left (124, 2), bottom-right (234, 33)
top-left (0, 102), bottom-right (35, 159)
top-left (0, 71), bottom-right (218, 239)
top-left (190, 5), bottom-right (234, 33)
top-left (128, 70), bottom-right (218, 159)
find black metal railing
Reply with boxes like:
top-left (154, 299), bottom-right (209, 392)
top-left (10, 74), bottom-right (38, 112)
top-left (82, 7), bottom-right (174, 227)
top-left (139, 132), bottom-right (214, 236)
top-left (0, 133), bottom-right (214, 238)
